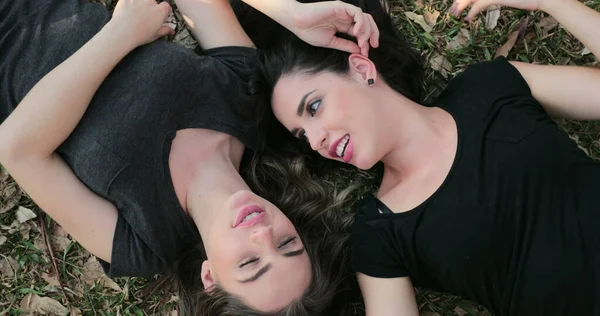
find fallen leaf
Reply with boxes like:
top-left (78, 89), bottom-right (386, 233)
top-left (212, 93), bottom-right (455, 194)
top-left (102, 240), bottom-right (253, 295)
top-left (495, 30), bottom-right (520, 58)
top-left (454, 306), bottom-right (468, 316)
top-left (536, 16), bottom-right (559, 36)
top-left (70, 307), bottom-right (82, 316)
top-left (414, 0), bottom-right (425, 8)
top-left (448, 28), bottom-right (470, 50)
top-left (0, 256), bottom-right (18, 279)
top-left (34, 234), bottom-right (48, 252)
top-left (405, 12), bottom-right (433, 33)
top-left (429, 54), bottom-right (453, 78)
top-left (0, 183), bottom-right (22, 214)
top-left (16, 206), bottom-right (37, 224)
top-left (51, 235), bottom-right (72, 253)
top-left (19, 221), bottom-right (38, 240)
top-left (19, 293), bottom-right (67, 315)
top-left (41, 272), bottom-right (61, 287)
top-left (1, 219), bottom-right (20, 234)
top-left (81, 256), bottom-right (121, 291)
top-left (0, 235), bottom-right (7, 246)
top-left (485, 5), bottom-right (501, 30)
top-left (582, 47), bottom-right (591, 56)
top-left (53, 225), bottom-right (69, 238)
top-left (424, 10), bottom-right (440, 27)
top-left (99, 275), bottom-right (123, 292)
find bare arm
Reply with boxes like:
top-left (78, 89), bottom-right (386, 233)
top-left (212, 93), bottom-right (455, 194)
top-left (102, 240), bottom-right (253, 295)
top-left (175, 0), bottom-right (255, 50)
top-left (358, 273), bottom-right (420, 316)
top-left (454, 0), bottom-right (600, 120)
top-left (0, 0), bottom-right (173, 262)
top-left (510, 0), bottom-right (600, 120)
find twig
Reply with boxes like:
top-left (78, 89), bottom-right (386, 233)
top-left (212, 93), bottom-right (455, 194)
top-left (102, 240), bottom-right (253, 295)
top-left (38, 215), bottom-right (71, 309)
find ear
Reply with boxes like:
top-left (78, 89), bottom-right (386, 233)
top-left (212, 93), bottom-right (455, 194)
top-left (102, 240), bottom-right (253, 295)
top-left (201, 260), bottom-right (217, 293)
top-left (348, 54), bottom-right (378, 85)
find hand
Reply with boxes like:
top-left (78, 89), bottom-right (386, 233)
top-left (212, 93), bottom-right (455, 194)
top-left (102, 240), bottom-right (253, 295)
top-left (449, 0), bottom-right (550, 20)
top-left (290, 1), bottom-right (380, 57)
top-left (108, 0), bottom-right (175, 47)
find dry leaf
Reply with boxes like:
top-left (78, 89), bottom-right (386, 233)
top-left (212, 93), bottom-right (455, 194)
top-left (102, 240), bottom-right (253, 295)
top-left (536, 16), bottom-right (559, 36)
top-left (1, 219), bottom-right (20, 234)
top-left (582, 47), bottom-right (592, 56)
top-left (414, 0), bottom-right (425, 8)
top-left (454, 306), bottom-right (468, 316)
top-left (485, 5), bottom-right (501, 30)
top-left (405, 12), bottom-right (433, 33)
top-left (0, 235), bottom-right (7, 246)
top-left (430, 54), bottom-right (453, 78)
top-left (495, 30), bottom-right (520, 58)
top-left (70, 307), bottom-right (82, 316)
top-left (81, 256), bottom-right (121, 291)
top-left (51, 235), bottom-right (72, 253)
top-left (0, 256), bottom-right (18, 279)
top-left (53, 225), bottom-right (69, 238)
top-left (424, 10), bottom-right (440, 27)
top-left (34, 234), bottom-right (48, 252)
top-left (19, 293), bottom-right (67, 315)
top-left (448, 28), bottom-right (470, 50)
top-left (41, 272), bottom-right (61, 287)
top-left (0, 183), bottom-right (22, 214)
top-left (99, 275), bottom-right (123, 292)
top-left (19, 221), bottom-right (39, 241)
top-left (16, 206), bottom-right (37, 224)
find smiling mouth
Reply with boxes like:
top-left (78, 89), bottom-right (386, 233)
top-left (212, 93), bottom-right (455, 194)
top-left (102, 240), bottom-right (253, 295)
top-left (335, 135), bottom-right (350, 158)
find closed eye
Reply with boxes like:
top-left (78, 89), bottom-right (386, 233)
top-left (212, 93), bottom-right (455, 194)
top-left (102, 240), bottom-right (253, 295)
top-left (278, 236), bottom-right (297, 249)
top-left (239, 257), bottom-right (259, 268)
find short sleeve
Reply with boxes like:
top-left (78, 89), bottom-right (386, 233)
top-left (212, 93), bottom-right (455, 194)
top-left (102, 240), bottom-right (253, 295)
top-left (352, 213), bottom-right (409, 278)
top-left (99, 214), bottom-right (167, 277)
top-left (179, 46), bottom-right (261, 149)
top-left (439, 57), bottom-right (537, 108)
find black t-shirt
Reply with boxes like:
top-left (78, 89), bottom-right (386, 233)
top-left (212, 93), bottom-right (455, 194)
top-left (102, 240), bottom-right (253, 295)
top-left (353, 57), bottom-right (600, 315)
top-left (1, 0), bottom-right (259, 276)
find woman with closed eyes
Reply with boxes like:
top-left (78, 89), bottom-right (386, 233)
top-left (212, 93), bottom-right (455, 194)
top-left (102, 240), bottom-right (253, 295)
top-left (0, 0), bottom-right (378, 314)
top-left (249, 0), bottom-right (600, 314)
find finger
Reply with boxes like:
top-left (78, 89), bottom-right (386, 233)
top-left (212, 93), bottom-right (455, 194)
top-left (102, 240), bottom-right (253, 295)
top-left (327, 36), bottom-right (361, 54)
top-left (349, 6), bottom-right (366, 37)
top-left (465, 0), bottom-right (491, 20)
top-left (454, 0), bottom-right (475, 17)
top-left (357, 15), bottom-right (372, 56)
top-left (158, 1), bottom-right (172, 18)
top-left (367, 14), bottom-right (380, 48)
top-left (155, 25), bottom-right (176, 39)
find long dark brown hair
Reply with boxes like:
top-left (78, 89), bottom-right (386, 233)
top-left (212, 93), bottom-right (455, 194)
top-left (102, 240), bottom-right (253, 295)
top-left (164, 154), bottom-right (362, 316)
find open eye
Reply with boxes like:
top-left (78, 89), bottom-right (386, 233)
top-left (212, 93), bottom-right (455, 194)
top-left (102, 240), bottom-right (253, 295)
top-left (239, 257), bottom-right (259, 268)
top-left (278, 236), bottom-right (297, 249)
top-left (306, 100), bottom-right (321, 117)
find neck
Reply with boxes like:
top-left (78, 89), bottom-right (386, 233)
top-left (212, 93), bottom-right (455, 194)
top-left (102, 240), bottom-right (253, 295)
top-left (179, 132), bottom-right (248, 237)
top-left (378, 91), bottom-right (455, 179)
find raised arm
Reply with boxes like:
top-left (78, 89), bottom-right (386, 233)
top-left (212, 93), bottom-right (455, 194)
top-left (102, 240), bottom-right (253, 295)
top-left (452, 0), bottom-right (600, 120)
top-left (0, 0), bottom-right (173, 262)
top-left (358, 273), bottom-right (420, 316)
top-left (177, 0), bottom-right (379, 55)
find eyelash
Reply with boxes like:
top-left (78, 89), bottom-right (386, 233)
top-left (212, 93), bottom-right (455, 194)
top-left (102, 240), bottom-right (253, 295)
top-left (239, 237), bottom-right (298, 268)
top-left (298, 100), bottom-right (322, 142)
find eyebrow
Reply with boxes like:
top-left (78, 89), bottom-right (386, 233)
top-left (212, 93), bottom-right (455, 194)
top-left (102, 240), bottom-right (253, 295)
top-left (240, 263), bottom-right (272, 283)
top-left (296, 90), bottom-right (317, 117)
top-left (238, 247), bottom-right (306, 283)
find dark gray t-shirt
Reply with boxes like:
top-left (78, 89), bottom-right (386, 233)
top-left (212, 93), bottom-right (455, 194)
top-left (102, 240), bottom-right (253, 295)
top-left (1, 0), bottom-right (260, 276)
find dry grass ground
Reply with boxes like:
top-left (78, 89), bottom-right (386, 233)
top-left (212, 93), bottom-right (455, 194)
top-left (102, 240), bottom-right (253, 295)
top-left (0, 0), bottom-right (599, 315)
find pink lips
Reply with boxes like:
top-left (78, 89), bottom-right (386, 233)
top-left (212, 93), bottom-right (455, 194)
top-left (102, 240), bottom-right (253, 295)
top-left (234, 205), bottom-right (265, 228)
top-left (328, 134), bottom-right (353, 164)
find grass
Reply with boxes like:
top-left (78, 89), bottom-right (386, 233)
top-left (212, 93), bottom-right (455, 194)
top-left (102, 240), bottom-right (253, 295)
top-left (0, 0), bottom-right (599, 315)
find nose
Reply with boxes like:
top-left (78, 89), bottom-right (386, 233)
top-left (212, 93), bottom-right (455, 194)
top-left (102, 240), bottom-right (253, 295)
top-left (249, 226), bottom-right (274, 246)
top-left (307, 128), bottom-right (327, 151)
